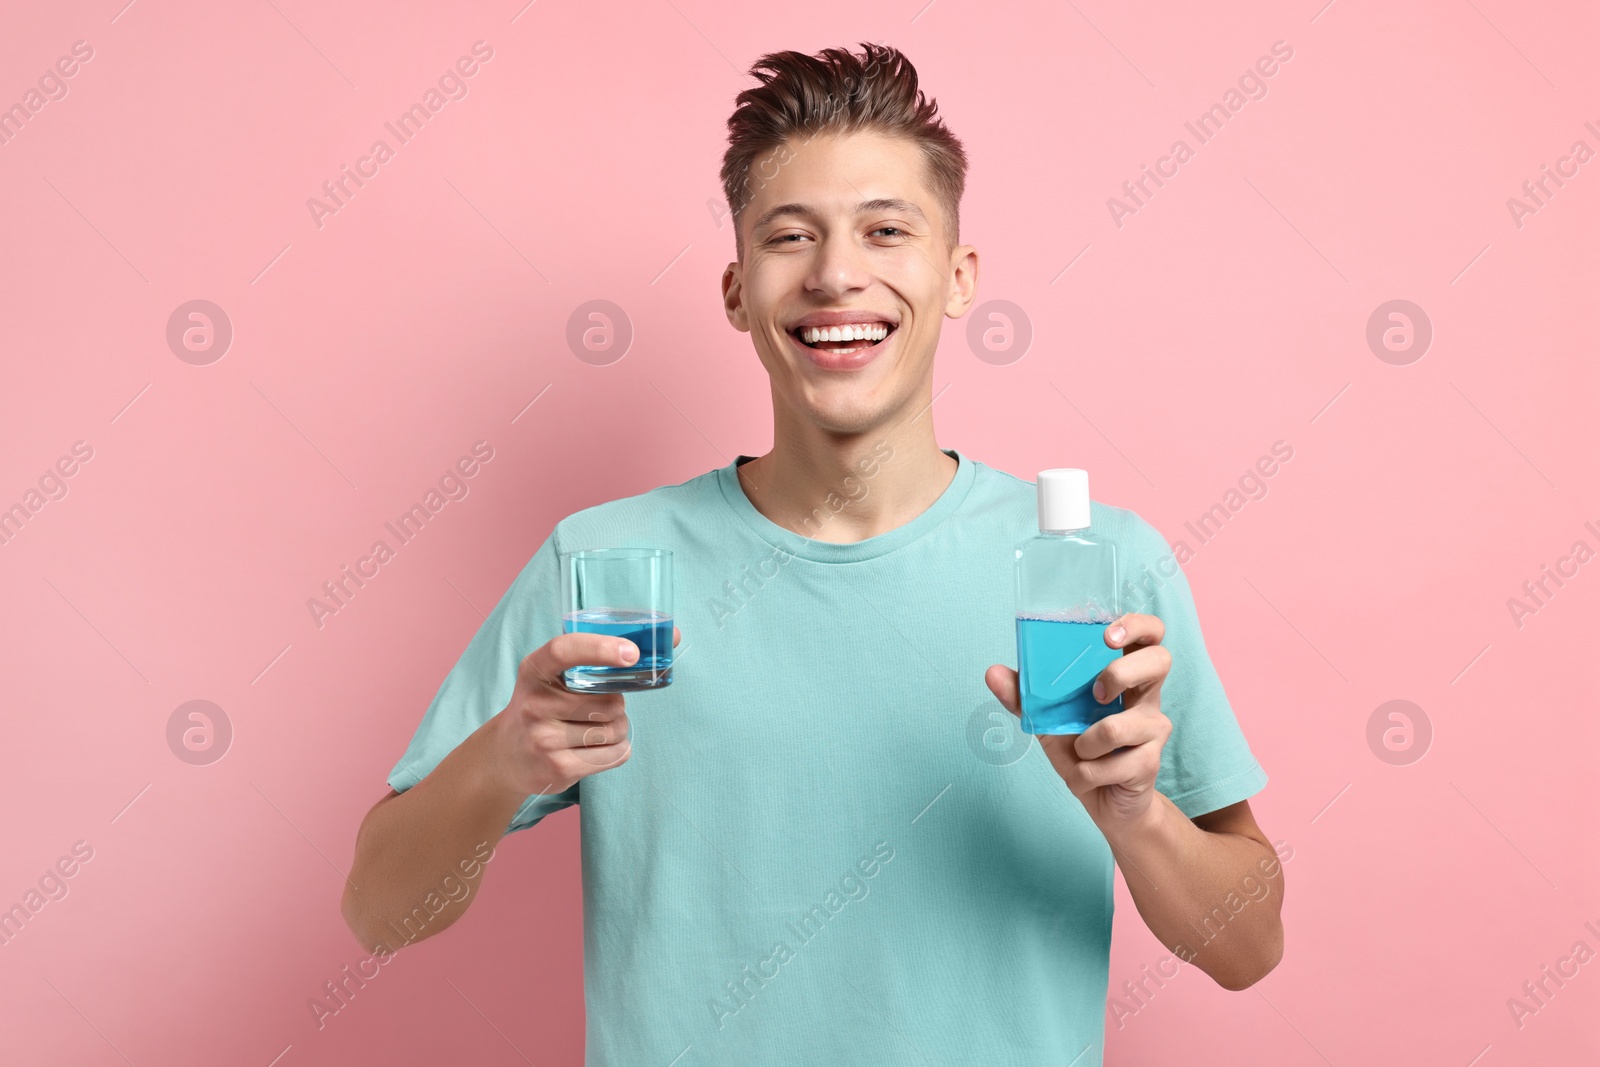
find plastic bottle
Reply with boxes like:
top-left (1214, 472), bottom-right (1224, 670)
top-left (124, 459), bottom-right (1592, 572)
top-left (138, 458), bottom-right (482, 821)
top-left (1014, 469), bottom-right (1122, 734)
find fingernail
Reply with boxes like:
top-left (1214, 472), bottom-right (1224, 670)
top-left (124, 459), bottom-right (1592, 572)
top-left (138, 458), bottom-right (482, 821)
top-left (1093, 680), bottom-right (1106, 702)
top-left (619, 641), bottom-right (638, 663)
top-left (1108, 625), bottom-right (1126, 644)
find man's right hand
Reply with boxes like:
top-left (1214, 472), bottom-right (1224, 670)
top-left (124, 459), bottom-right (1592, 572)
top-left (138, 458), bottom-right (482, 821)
top-left (486, 626), bottom-right (681, 798)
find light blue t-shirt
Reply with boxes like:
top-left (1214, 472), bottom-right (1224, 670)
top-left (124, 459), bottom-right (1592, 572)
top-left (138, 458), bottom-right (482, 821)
top-left (388, 448), bottom-right (1268, 1066)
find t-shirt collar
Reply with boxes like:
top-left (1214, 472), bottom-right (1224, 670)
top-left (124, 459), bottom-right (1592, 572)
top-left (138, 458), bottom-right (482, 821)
top-left (715, 448), bottom-right (976, 564)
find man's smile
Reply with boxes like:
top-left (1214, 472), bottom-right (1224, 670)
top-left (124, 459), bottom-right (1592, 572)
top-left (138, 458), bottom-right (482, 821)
top-left (785, 310), bottom-right (900, 370)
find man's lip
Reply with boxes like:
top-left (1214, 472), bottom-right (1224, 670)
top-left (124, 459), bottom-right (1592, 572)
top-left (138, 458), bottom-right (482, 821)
top-left (787, 310), bottom-right (899, 331)
top-left (786, 322), bottom-right (894, 370)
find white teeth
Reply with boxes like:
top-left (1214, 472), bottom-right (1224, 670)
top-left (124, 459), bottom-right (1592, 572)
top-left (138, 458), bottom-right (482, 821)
top-left (799, 323), bottom-right (891, 344)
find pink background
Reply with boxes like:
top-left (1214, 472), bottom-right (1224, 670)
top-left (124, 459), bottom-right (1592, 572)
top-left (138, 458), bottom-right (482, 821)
top-left (2, 1), bottom-right (1596, 1064)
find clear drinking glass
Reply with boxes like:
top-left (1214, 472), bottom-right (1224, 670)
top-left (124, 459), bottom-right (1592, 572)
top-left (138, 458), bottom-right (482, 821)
top-left (558, 547), bottom-right (674, 693)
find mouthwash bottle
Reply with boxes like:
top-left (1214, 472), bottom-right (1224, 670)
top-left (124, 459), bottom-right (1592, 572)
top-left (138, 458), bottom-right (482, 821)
top-left (1015, 469), bottom-right (1122, 735)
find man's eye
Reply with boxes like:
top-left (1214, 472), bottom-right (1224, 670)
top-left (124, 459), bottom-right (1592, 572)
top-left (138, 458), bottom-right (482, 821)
top-left (872, 227), bottom-right (907, 238)
top-left (771, 233), bottom-right (808, 244)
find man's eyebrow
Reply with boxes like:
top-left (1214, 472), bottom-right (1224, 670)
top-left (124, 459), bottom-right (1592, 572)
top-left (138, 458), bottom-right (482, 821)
top-left (751, 198), bottom-right (929, 234)
top-left (858, 198), bottom-right (928, 223)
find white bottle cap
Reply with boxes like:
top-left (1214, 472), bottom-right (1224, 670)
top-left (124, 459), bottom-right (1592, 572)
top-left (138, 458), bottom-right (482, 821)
top-left (1037, 468), bottom-right (1091, 532)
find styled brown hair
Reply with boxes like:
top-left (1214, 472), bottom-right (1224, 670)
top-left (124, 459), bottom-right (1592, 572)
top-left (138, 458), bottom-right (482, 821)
top-left (720, 42), bottom-right (969, 260)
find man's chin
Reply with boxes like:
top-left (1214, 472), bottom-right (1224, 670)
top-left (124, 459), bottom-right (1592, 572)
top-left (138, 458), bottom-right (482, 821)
top-left (787, 391), bottom-right (899, 437)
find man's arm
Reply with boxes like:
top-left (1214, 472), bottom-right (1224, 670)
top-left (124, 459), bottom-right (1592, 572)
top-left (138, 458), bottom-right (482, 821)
top-left (343, 630), bottom-right (653, 952)
top-left (342, 722), bottom-right (527, 953)
top-left (1104, 797), bottom-right (1284, 990)
top-left (986, 612), bottom-right (1284, 992)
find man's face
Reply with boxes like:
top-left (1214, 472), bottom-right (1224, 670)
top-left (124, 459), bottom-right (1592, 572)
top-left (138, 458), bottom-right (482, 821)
top-left (722, 129), bottom-right (977, 437)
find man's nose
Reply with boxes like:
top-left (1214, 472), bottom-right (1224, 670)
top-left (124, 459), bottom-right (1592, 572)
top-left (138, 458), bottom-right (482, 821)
top-left (807, 234), bottom-right (871, 295)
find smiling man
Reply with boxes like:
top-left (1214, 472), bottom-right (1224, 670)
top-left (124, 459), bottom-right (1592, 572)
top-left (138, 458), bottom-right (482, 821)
top-left (344, 43), bottom-right (1282, 1065)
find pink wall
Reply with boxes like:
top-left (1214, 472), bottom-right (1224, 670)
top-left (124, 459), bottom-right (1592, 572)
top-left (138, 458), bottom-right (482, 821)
top-left (2, 1), bottom-right (1596, 1064)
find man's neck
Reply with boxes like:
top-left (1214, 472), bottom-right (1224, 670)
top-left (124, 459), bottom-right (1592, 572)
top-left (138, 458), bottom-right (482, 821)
top-left (735, 400), bottom-right (958, 544)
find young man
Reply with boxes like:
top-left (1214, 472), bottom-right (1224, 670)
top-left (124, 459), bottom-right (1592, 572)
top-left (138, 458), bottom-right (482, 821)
top-left (345, 43), bottom-right (1282, 1065)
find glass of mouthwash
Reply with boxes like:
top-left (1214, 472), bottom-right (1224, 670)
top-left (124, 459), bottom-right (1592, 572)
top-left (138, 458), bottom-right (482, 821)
top-left (559, 547), bottom-right (674, 692)
top-left (1014, 469), bottom-right (1122, 734)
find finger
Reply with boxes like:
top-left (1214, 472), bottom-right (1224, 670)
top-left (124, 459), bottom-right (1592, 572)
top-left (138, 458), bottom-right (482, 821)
top-left (1038, 732), bottom-right (1082, 769)
top-left (524, 632), bottom-right (641, 690)
top-left (984, 665), bottom-right (1021, 716)
top-left (551, 693), bottom-right (627, 724)
top-left (562, 737), bottom-right (633, 772)
top-left (1105, 612), bottom-right (1165, 652)
top-left (555, 715), bottom-right (629, 748)
top-left (673, 625), bottom-right (681, 647)
top-left (1060, 739), bottom-right (1158, 795)
top-left (1094, 645), bottom-right (1172, 704)
top-left (1073, 706), bottom-right (1170, 762)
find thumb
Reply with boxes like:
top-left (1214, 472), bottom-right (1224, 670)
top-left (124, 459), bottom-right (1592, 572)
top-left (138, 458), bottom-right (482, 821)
top-left (986, 666), bottom-right (1083, 767)
top-left (985, 665), bottom-right (1021, 717)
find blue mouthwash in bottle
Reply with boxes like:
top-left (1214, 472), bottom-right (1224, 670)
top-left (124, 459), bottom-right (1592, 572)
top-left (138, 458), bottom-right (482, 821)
top-left (1014, 468), bottom-right (1122, 735)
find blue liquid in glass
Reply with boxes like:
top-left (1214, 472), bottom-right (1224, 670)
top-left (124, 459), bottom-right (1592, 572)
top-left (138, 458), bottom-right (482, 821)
top-left (562, 608), bottom-right (673, 689)
top-left (1016, 614), bottom-right (1121, 734)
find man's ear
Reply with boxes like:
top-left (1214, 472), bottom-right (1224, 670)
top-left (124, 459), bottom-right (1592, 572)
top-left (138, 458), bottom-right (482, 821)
top-left (722, 262), bottom-right (750, 332)
top-left (944, 244), bottom-right (979, 320)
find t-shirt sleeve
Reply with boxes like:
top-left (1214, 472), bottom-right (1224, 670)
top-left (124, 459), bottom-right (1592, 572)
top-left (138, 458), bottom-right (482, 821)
top-left (1118, 512), bottom-right (1268, 820)
top-left (386, 523), bottom-right (580, 834)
